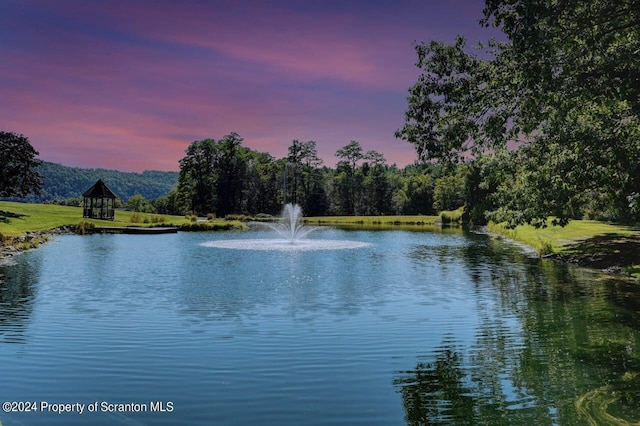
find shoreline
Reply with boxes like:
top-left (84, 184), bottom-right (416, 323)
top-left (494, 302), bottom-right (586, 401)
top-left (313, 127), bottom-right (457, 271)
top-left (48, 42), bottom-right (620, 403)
top-left (485, 227), bottom-right (640, 279)
top-left (2, 226), bottom-right (638, 280)
top-left (0, 226), bottom-right (75, 267)
top-left (544, 237), bottom-right (640, 277)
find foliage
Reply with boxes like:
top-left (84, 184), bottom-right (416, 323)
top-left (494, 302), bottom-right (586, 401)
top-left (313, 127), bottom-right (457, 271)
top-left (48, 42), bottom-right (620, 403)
top-left (177, 221), bottom-right (245, 231)
top-left (177, 133), bottom-right (281, 216)
top-left (0, 131), bottom-right (43, 198)
top-left (174, 134), bottom-right (438, 218)
top-left (126, 194), bottom-right (154, 213)
top-left (285, 140), bottom-right (327, 215)
top-left (305, 214), bottom-right (439, 226)
top-left (433, 172), bottom-right (465, 212)
top-left (439, 207), bottom-right (465, 224)
top-left (396, 0), bottom-right (640, 226)
top-left (76, 221), bottom-right (95, 235)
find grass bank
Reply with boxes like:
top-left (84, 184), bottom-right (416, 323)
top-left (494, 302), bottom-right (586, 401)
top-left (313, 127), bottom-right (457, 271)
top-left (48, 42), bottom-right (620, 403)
top-left (488, 220), bottom-right (640, 278)
top-left (0, 201), bottom-right (246, 238)
top-left (304, 214), bottom-right (440, 226)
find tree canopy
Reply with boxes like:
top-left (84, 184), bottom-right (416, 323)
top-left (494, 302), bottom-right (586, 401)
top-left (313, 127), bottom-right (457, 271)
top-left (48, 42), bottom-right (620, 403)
top-left (396, 0), bottom-right (640, 226)
top-left (0, 131), bottom-right (42, 198)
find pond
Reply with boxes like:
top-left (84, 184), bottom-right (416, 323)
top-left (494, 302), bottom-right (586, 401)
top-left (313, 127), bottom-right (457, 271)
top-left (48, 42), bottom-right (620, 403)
top-left (0, 227), bottom-right (639, 425)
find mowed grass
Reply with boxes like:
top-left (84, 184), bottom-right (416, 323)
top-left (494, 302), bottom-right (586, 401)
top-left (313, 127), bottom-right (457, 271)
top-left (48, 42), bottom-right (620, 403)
top-left (488, 220), bottom-right (639, 253)
top-left (0, 201), bottom-right (244, 237)
top-left (488, 219), bottom-right (640, 278)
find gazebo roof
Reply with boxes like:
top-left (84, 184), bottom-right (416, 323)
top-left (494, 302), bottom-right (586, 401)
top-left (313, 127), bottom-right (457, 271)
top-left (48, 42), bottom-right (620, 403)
top-left (82, 179), bottom-right (117, 199)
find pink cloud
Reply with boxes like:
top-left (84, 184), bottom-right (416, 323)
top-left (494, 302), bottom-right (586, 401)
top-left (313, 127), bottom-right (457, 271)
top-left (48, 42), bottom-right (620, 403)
top-left (0, 0), bottom-right (494, 172)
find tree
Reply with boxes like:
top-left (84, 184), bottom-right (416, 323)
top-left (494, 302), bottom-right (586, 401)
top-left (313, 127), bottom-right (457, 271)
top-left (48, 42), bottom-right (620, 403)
top-left (214, 132), bottom-right (245, 216)
top-left (335, 141), bottom-right (365, 214)
top-left (336, 140), bottom-right (364, 170)
top-left (126, 194), bottom-right (153, 213)
top-left (396, 0), bottom-right (640, 225)
top-left (0, 131), bottom-right (42, 198)
top-left (483, 0), bottom-right (640, 225)
top-left (177, 138), bottom-right (217, 215)
top-left (362, 150), bottom-right (391, 214)
top-left (433, 172), bottom-right (465, 212)
top-left (285, 140), bottom-right (325, 214)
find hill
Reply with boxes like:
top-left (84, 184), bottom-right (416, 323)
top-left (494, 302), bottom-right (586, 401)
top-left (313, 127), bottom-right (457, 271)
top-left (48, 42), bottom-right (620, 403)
top-left (4, 162), bottom-right (179, 203)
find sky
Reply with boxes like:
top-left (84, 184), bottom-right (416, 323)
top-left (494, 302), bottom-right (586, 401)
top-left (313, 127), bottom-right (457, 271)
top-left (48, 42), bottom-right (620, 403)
top-left (1, 0), bottom-right (498, 172)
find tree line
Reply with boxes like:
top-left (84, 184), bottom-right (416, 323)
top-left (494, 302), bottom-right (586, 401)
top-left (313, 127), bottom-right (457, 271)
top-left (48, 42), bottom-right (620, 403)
top-left (0, 130), bottom-right (461, 218)
top-left (161, 133), bottom-right (456, 217)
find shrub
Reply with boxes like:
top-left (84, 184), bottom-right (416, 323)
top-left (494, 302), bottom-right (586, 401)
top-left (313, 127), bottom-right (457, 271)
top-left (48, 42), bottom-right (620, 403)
top-left (440, 207), bottom-right (464, 224)
top-left (178, 222), bottom-right (242, 231)
top-left (76, 221), bottom-right (95, 235)
top-left (225, 213), bottom-right (253, 221)
top-left (150, 215), bottom-right (166, 224)
top-left (207, 213), bottom-right (216, 220)
top-left (130, 212), bottom-right (144, 223)
top-left (537, 239), bottom-right (554, 257)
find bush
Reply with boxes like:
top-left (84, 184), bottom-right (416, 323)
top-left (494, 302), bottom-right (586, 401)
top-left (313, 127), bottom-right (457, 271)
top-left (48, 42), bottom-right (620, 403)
top-left (225, 213), bottom-right (254, 221)
top-left (130, 212), bottom-right (144, 223)
top-left (538, 239), bottom-right (554, 256)
top-left (76, 221), bottom-right (95, 235)
top-left (440, 207), bottom-right (464, 224)
top-left (178, 222), bottom-right (242, 231)
top-left (150, 215), bottom-right (166, 224)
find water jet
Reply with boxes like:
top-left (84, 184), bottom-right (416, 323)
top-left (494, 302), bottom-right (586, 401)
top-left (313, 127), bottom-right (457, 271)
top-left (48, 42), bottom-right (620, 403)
top-left (261, 203), bottom-right (320, 243)
top-left (201, 203), bottom-right (370, 251)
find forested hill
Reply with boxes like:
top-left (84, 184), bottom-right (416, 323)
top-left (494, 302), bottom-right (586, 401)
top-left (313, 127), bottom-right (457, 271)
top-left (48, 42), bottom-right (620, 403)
top-left (13, 161), bottom-right (178, 203)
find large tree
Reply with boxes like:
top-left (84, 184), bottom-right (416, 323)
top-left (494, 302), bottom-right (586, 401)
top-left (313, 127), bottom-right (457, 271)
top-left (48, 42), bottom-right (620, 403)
top-left (285, 140), bottom-right (324, 213)
top-left (0, 131), bottom-right (42, 198)
top-left (396, 0), bottom-right (640, 226)
top-left (177, 138), bottom-right (218, 215)
top-left (335, 140), bottom-right (365, 214)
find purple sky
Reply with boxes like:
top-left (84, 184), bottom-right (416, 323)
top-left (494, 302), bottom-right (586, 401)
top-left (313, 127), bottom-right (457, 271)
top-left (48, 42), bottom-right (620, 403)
top-left (1, 0), bottom-right (497, 172)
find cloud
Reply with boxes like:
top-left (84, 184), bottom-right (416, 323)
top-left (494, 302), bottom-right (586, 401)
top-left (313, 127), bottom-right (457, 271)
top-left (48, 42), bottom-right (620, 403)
top-left (0, 0), bottom-right (495, 171)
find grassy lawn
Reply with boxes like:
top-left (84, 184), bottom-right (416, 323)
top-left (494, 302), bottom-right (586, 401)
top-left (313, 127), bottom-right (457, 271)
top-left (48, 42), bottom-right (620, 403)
top-left (4, 201), bottom-right (637, 278)
top-left (0, 201), bottom-right (245, 237)
top-left (488, 220), bottom-right (640, 278)
top-left (488, 220), bottom-right (639, 253)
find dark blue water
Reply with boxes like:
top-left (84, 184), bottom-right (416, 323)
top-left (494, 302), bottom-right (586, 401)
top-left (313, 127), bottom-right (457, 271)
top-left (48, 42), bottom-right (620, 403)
top-left (1, 228), bottom-right (639, 425)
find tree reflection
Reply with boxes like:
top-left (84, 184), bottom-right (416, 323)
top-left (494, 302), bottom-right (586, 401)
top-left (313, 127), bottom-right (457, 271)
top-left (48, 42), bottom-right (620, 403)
top-left (396, 233), bottom-right (640, 425)
top-left (394, 345), bottom-right (477, 425)
top-left (0, 254), bottom-right (42, 344)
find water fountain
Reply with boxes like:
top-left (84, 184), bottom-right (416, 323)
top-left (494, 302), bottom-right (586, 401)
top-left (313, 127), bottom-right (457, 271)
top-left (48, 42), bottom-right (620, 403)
top-left (261, 203), bottom-right (320, 243)
top-left (200, 203), bottom-right (370, 251)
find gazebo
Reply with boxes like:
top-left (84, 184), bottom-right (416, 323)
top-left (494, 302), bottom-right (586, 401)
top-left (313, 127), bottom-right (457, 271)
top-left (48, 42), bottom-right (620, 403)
top-left (83, 179), bottom-right (117, 220)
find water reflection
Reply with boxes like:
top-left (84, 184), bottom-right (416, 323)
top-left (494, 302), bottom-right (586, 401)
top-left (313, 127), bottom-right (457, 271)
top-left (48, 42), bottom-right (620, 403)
top-left (0, 251), bottom-right (42, 344)
top-left (177, 230), bottom-right (396, 324)
top-left (1, 229), bottom-right (639, 425)
top-left (394, 238), bottom-right (640, 425)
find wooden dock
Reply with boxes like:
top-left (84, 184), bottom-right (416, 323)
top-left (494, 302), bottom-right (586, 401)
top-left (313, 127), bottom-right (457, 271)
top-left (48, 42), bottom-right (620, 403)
top-left (93, 226), bottom-right (179, 235)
